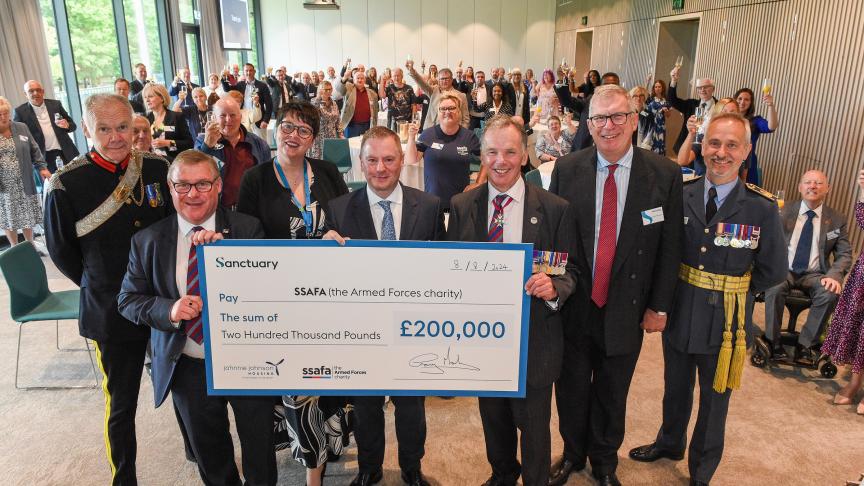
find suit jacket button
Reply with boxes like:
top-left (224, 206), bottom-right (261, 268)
top-left (699, 265), bottom-right (705, 270)
top-left (133, 220), bottom-right (141, 228)
top-left (630, 273), bottom-right (636, 279)
top-left (632, 299), bottom-right (637, 305)
top-left (637, 249), bottom-right (643, 255)
top-left (700, 246), bottom-right (707, 253)
top-left (704, 228), bottom-right (710, 234)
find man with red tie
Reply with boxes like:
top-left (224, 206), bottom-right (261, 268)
top-left (548, 85), bottom-right (683, 486)
top-left (448, 115), bottom-right (577, 486)
top-left (117, 150), bottom-right (276, 485)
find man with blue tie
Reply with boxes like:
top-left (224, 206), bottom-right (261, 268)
top-left (323, 126), bottom-right (444, 486)
top-left (117, 150), bottom-right (277, 485)
top-left (762, 170), bottom-right (852, 363)
top-left (448, 115), bottom-right (577, 486)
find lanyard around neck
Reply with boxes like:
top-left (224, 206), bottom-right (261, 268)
top-left (275, 159), bottom-right (314, 235)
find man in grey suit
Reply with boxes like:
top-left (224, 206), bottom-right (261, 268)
top-left (324, 126), bottom-right (443, 486)
top-left (117, 150), bottom-right (276, 485)
top-left (628, 112), bottom-right (787, 486)
top-left (763, 169), bottom-right (852, 363)
top-left (549, 85), bottom-right (683, 486)
top-left (449, 115), bottom-right (577, 486)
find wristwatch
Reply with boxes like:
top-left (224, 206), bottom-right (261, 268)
top-left (656, 311), bottom-right (667, 316)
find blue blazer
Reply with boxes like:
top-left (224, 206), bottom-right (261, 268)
top-left (117, 207), bottom-right (265, 407)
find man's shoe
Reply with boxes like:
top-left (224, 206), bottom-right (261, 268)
top-left (628, 443), bottom-right (685, 462)
top-left (771, 344), bottom-right (788, 361)
top-left (595, 472), bottom-right (621, 486)
top-left (794, 344), bottom-right (816, 366)
top-left (402, 469), bottom-right (430, 486)
top-left (690, 480), bottom-right (709, 486)
top-left (350, 468), bottom-right (383, 486)
top-left (481, 475), bottom-right (517, 486)
top-left (549, 455), bottom-right (585, 486)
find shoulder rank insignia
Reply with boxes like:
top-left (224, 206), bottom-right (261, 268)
top-left (45, 154), bottom-right (90, 194)
top-left (136, 149), bottom-right (171, 169)
top-left (745, 183), bottom-right (776, 201)
top-left (684, 175), bottom-right (703, 184)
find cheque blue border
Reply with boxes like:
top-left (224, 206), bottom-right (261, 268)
top-left (197, 239), bottom-right (533, 398)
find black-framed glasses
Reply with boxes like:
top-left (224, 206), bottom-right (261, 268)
top-left (279, 122), bottom-right (314, 139)
top-left (171, 179), bottom-right (218, 194)
top-left (588, 112), bottom-right (632, 128)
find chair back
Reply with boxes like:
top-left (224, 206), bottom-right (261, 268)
top-left (322, 138), bottom-right (352, 174)
top-left (525, 168), bottom-right (543, 188)
top-left (0, 242), bottom-right (51, 321)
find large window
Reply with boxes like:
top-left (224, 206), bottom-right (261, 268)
top-left (124, 0), bottom-right (166, 85)
top-left (38, 0), bottom-right (68, 109)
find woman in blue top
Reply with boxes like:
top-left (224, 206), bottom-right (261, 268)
top-left (734, 87), bottom-right (779, 186)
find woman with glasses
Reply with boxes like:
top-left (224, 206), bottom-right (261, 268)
top-left (405, 94), bottom-right (481, 210)
top-left (308, 80), bottom-right (341, 159)
top-left (236, 102), bottom-right (349, 486)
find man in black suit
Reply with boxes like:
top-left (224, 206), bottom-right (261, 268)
top-left (129, 63), bottom-right (150, 104)
top-left (628, 113), bottom-right (787, 486)
top-left (117, 150), bottom-right (276, 485)
top-left (45, 93), bottom-right (174, 486)
top-left (114, 78), bottom-right (146, 115)
top-left (555, 72), bottom-right (620, 153)
top-left (223, 63), bottom-right (273, 131)
top-left (265, 67), bottom-right (296, 116)
top-left (169, 67), bottom-right (200, 109)
top-left (668, 68), bottom-right (717, 153)
top-left (323, 126), bottom-right (443, 486)
top-left (762, 169), bottom-right (852, 362)
top-left (13, 80), bottom-right (79, 172)
top-left (548, 85), bottom-right (683, 486)
top-left (449, 115), bottom-right (577, 486)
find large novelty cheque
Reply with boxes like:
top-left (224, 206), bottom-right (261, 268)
top-left (198, 240), bottom-right (534, 397)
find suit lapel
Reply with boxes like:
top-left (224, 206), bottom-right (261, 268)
top-left (162, 217), bottom-right (181, 299)
top-left (472, 185), bottom-right (490, 241)
top-left (349, 190), bottom-right (379, 240)
top-left (521, 184), bottom-right (542, 244)
top-left (611, 151), bottom-right (653, 278)
top-left (577, 152), bottom-right (598, 272)
top-left (687, 177), bottom-right (707, 227)
top-left (399, 185), bottom-right (419, 240)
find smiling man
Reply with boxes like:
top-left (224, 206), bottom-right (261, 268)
top-left (44, 93), bottom-right (173, 485)
top-left (762, 169), bottom-right (851, 363)
top-left (448, 115), bottom-right (576, 486)
top-left (668, 69), bottom-right (718, 152)
top-left (323, 126), bottom-right (443, 486)
top-left (14, 79), bottom-right (79, 172)
top-left (628, 112), bottom-right (786, 486)
top-left (117, 150), bottom-right (274, 485)
top-left (549, 84), bottom-right (683, 486)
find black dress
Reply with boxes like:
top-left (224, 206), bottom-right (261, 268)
top-left (146, 110), bottom-right (193, 161)
top-left (236, 156), bottom-right (351, 468)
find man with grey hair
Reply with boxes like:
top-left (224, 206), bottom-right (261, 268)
top-left (44, 93), bottom-right (173, 486)
top-left (405, 61), bottom-right (469, 129)
top-left (549, 85), bottom-right (683, 486)
top-left (449, 114), bottom-right (576, 486)
top-left (668, 66), bottom-right (718, 153)
top-left (13, 79), bottom-right (79, 172)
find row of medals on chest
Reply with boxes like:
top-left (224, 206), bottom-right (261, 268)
top-left (713, 222), bottom-right (760, 249)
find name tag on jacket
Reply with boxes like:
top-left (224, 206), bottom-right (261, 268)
top-left (641, 207), bottom-right (664, 225)
top-left (827, 229), bottom-right (840, 240)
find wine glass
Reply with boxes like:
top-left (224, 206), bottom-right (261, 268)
top-left (775, 189), bottom-right (785, 210)
top-left (762, 78), bottom-right (773, 96)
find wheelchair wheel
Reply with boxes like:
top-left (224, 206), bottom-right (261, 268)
top-left (820, 362), bottom-right (837, 378)
top-left (750, 350), bottom-right (767, 368)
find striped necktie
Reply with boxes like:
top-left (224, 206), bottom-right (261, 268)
top-left (488, 194), bottom-right (513, 242)
top-left (592, 164), bottom-right (618, 307)
top-left (183, 226), bottom-right (205, 344)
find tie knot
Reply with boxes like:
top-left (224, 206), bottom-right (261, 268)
top-left (708, 186), bottom-right (717, 198)
top-left (190, 226), bottom-right (204, 235)
top-left (493, 194), bottom-right (512, 211)
top-left (805, 209), bottom-right (816, 220)
top-left (607, 164), bottom-right (619, 175)
top-left (378, 200), bottom-right (392, 212)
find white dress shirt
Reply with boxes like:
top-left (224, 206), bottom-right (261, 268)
top-left (787, 202), bottom-right (823, 273)
top-left (31, 102), bottom-right (61, 151)
top-left (487, 178), bottom-right (525, 244)
top-left (174, 213), bottom-right (216, 358)
top-left (593, 146), bottom-right (633, 276)
top-left (367, 184), bottom-right (403, 240)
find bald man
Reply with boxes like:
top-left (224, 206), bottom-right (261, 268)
top-left (14, 80), bottom-right (79, 172)
top-left (762, 169), bottom-right (852, 363)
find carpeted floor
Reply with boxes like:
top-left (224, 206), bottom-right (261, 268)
top-left (0, 249), bottom-right (861, 485)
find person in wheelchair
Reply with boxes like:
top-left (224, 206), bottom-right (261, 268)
top-left (763, 170), bottom-right (853, 364)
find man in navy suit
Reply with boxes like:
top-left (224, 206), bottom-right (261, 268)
top-left (117, 150), bottom-right (276, 485)
top-left (14, 80), bottom-right (79, 172)
top-left (323, 126), bottom-right (444, 486)
top-left (448, 115), bottom-right (577, 486)
top-left (222, 63), bottom-right (273, 131)
top-left (169, 67), bottom-right (201, 109)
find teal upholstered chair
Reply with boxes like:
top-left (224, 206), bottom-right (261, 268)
top-left (0, 242), bottom-right (97, 389)
top-left (322, 138), bottom-right (353, 176)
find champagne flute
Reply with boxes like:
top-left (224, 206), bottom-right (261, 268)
top-left (775, 189), bottom-right (785, 210)
top-left (694, 105), bottom-right (705, 128)
top-left (762, 78), bottom-right (773, 96)
top-left (675, 55), bottom-right (683, 68)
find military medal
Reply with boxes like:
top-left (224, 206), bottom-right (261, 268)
top-left (750, 226), bottom-right (761, 249)
top-left (145, 183), bottom-right (163, 208)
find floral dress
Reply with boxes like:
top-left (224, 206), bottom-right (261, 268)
top-left (534, 85), bottom-right (558, 123)
top-left (646, 96), bottom-right (670, 155)
top-left (0, 135), bottom-right (42, 230)
top-left (821, 201), bottom-right (864, 373)
top-left (307, 97), bottom-right (341, 159)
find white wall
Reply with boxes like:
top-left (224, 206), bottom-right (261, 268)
top-left (260, 0), bottom-right (556, 76)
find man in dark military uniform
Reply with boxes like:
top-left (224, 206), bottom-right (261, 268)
top-left (44, 93), bottom-right (172, 486)
top-left (628, 112), bottom-right (787, 486)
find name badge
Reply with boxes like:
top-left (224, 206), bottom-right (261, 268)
top-left (431, 142), bottom-right (444, 150)
top-left (163, 125), bottom-right (175, 133)
top-left (827, 229), bottom-right (840, 240)
top-left (19, 135), bottom-right (28, 142)
top-left (641, 207), bottom-right (665, 225)
top-left (684, 216), bottom-right (689, 225)
top-left (456, 146), bottom-right (469, 156)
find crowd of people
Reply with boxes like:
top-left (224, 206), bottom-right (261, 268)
top-left (1, 51), bottom-right (862, 486)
